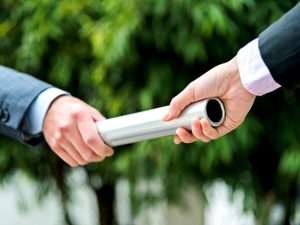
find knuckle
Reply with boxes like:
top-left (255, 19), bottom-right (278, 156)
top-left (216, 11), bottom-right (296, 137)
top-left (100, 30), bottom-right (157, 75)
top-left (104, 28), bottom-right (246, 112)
top-left (51, 142), bottom-right (61, 152)
top-left (70, 110), bottom-right (81, 119)
top-left (84, 134), bottom-right (98, 147)
top-left (70, 105), bottom-right (84, 119)
top-left (58, 123), bottom-right (71, 132)
top-left (55, 132), bottom-right (64, 143)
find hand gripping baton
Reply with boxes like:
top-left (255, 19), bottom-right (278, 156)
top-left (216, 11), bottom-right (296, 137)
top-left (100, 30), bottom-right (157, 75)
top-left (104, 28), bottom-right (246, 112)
top-left (96, 98), bottom-right (225, 147)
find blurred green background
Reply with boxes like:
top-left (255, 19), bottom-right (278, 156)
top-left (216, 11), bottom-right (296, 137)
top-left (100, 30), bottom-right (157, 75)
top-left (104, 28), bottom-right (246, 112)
top-left (0, 0), bottom-right (300, 225)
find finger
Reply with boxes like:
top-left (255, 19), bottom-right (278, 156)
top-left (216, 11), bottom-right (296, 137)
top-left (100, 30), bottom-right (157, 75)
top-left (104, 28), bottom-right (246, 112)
top-left (200, 118), bottom-right (219, 140)
top-left (191, 118), bottom-right (211, 142)
top-left (77, 113), bottom-right (114, 157)
top-left (164, 83), bottom-right (196, 121)
top-left (213, 116), bottom-right (235, 138)
top-left (173, 134), bottom-right (182, 144)
top-left (62, 120), bottom-right (103, 161)
top-left (60, 140), bottom-right (88, 165)
top-left (52, 145), bottom-right (78, 167)
top-left (62, 139), bottom-right (105, 163)
top-left (175, 128), bottom-right (197, 143)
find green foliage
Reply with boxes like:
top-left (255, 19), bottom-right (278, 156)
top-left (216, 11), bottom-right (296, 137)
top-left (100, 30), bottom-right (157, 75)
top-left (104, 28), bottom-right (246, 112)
top-left (1, 0), bottom-right (300, 224)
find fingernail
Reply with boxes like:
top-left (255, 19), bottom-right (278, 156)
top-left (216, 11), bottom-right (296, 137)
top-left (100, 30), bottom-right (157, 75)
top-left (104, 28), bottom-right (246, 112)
top-left (163, 113), bottom-right (170, 121)
top-left (174, 139), bottom-right (180, 144)
top-left (200, 119), bottom-right (207, 128)
top-left (106, 149), bottom-right (114, 157)
top-left (191, 117), bottom-right (198, 124)
top-left (174, 134), bottom-right (180, 144)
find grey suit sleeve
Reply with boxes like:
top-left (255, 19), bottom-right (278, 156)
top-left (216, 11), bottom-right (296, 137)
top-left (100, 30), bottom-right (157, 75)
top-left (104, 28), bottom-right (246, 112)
top-left (258, 3), bottom-right (300, 89)
top-left (0, 66), bottom-right (52, 143)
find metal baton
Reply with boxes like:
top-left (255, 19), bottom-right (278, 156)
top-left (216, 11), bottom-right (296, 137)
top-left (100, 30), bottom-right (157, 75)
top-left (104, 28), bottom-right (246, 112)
top-left (96, 98), bottom-right (225, 147)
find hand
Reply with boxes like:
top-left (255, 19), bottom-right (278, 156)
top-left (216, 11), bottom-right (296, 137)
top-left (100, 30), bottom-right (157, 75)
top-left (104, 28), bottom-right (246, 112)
top-left (164, 57), bottom-right (256, 144)
top-left (43, 96), bottom-right (113, 167)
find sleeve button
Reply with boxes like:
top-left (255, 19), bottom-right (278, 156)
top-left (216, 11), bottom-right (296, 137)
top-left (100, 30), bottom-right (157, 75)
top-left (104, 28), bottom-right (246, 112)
top-left (0, 110), bottom-right (10, 123)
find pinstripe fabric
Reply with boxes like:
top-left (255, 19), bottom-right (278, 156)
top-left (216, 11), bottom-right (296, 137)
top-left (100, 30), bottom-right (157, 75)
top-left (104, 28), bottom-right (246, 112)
top-left (0, 66), bottom-right (52, 142)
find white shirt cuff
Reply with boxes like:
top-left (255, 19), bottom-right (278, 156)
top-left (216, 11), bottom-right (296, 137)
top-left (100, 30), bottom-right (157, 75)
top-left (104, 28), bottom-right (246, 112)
top-left (23, 87), bottom-right (69, 135)
top-left (237, 38), bottom-right (281, 96)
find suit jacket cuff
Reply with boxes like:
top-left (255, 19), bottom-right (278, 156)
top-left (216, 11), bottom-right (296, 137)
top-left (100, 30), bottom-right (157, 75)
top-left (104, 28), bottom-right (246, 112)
top-left (237, 38), bottom-right (281, 96)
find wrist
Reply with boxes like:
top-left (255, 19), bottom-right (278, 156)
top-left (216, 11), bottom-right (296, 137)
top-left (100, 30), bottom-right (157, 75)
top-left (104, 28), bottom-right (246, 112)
top-left (228, 57), bottom-right (256, 99)
top-left (23, 87), bottom-right (69, 135)
top-left (42, 95), bottom-right (75, 132)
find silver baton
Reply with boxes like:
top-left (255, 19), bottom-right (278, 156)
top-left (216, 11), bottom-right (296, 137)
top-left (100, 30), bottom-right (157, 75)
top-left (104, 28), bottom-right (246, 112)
top-left (96, 98), bottom-right (225, 147)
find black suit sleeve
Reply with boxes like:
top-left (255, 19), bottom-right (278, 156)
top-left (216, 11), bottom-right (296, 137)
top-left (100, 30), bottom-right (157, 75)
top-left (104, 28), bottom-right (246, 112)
top-left (259, 3), bottom-right (300, 89)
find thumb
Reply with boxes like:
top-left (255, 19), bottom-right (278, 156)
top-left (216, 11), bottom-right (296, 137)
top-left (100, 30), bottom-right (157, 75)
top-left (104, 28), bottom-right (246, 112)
top-left (163, 65), bottom-right (226, 121)
top-left (164, 72), bottom-right (217, 121)
top-left (164, 83), bottom-right (197, 121)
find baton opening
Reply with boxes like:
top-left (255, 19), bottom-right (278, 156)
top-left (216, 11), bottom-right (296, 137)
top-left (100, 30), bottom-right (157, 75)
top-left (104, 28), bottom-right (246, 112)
top-left (206, 99), bottom-right (223, 125)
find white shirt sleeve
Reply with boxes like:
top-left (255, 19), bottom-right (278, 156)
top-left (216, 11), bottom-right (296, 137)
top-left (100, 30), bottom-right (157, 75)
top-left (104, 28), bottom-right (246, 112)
top-left (237, 38), bottom-right (281, 96)
top-left (22, 87), bottom-right (69, 135)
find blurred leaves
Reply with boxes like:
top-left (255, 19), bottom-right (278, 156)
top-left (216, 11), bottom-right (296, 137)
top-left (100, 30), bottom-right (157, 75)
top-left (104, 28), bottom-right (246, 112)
top-left (0, 0), bottom-right (300, 224)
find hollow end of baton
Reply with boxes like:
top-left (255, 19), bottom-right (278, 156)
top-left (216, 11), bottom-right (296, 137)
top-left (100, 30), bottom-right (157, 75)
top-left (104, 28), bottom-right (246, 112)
top-left (205, 98), bottom-right (225, 127)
